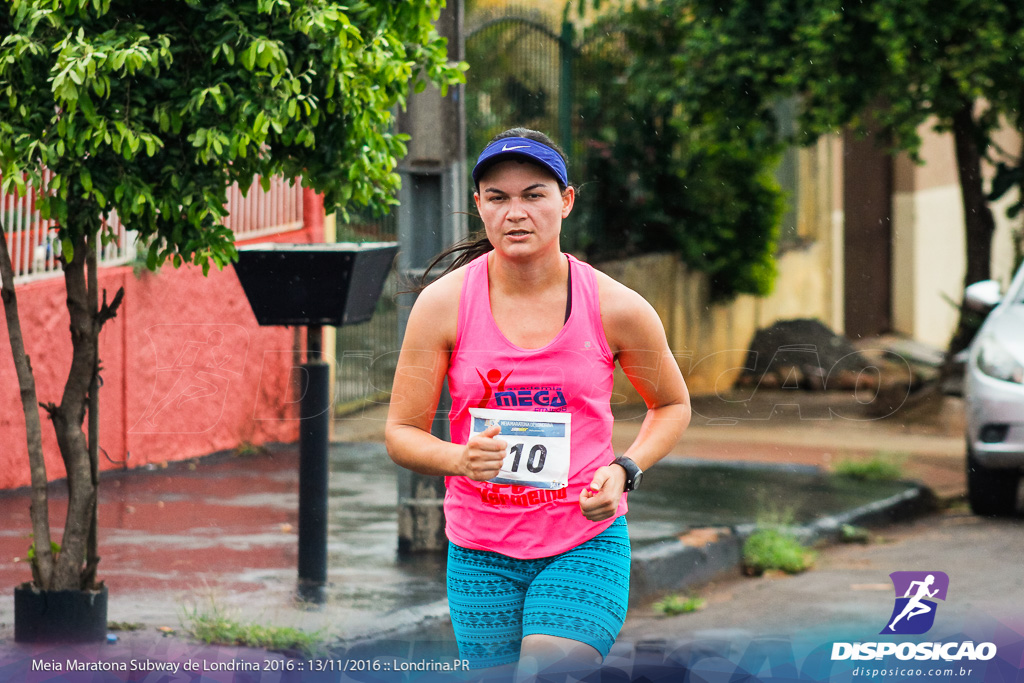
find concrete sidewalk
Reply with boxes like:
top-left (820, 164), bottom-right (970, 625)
top-left (0, 389), bottom-right (966, 679)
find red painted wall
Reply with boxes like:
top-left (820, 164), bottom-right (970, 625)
top-left (0, 191), bottom-right (326, 490)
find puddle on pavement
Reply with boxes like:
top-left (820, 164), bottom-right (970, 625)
top-left (628, 459), bottom-right (913, 545)
top-left (0, 442), bottom-right (916, 634)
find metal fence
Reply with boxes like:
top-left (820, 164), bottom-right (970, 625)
top-left (1, 176), bottom-right (304, 286)
top-left (333, 208), bottom-right (401, 410)
top-left (465, 7), bottom-right (588, 250)
top-left (224, 177), bottom-right (305, 242)
top-left (465, 5), bottom-right (812, 264)
top-left (0, 169), bottom-right (135, 284)
top-left (466, 9), bottom-right (574, 163)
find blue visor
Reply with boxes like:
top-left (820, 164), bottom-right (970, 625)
top-left (472, 137), bottom-right (568, 188)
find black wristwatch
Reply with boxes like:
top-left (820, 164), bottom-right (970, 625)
top-left (612, 456), bottom-right (644, 492)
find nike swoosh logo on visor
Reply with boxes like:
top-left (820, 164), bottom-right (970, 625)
top-left (501, 144), bottom-right (530, 151)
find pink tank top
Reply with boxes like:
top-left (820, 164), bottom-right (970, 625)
top-left (444, 252), bottom-right (626, 559)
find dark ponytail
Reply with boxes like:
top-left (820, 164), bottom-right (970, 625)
top-left (415, 127), bottom-right (570, 290)
top-left (418, 231), bottom-right (492, 288)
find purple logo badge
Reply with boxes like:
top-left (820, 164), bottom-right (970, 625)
top-left (881, 571), bottom-right (949, 635)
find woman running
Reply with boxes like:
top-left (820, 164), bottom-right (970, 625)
top-left (385, 127), bottom-right (690, 679)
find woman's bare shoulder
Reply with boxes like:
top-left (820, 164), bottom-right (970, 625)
top-left (418, 263), bottom-right (468, 304)
top-left (593, 267), bottom-right (652, 317)
top-left (592, 267), bottom-right (666, 349)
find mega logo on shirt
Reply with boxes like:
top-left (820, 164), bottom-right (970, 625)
top-left (475, 368), bottom-right (568, 411)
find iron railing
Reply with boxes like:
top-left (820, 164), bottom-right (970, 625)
top-left (1, 176), bottom-right (304, 286)
top-left (225, 177), bottom-right (305, 242)
top-left (0, 169), bottom-right (134, 284)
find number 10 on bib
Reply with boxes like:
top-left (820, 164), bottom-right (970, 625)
top-left (468, 408), bottom-right (571, 490)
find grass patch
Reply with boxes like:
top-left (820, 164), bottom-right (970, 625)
top-left (742, 527), bottom-right (816, 575)
top-left (182, 603), bottom-right (324, 657)
top-left (653, 594), bottom-right (705, 616)
top-left (833, 454), bottom-right (904, 481)
top-left (233, 441), bottom-right (268, 457)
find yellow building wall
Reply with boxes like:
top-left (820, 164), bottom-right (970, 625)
top-left (598, 241), bottom-right (836, 401)
top-left (596, 135), bottom-right (844, 401)
top-left (891, 122), bottom-right (1021, 348)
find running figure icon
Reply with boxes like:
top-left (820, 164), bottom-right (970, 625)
top-left (881, 571), bottom-right (949, 635)
top-left (887, 574), bottom-right (938, 632)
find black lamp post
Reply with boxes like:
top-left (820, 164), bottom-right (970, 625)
top-left (233, 242), bottom-right (397, 601)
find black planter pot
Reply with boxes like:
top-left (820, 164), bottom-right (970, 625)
top-left (14, 583), bottom-right (108, 643)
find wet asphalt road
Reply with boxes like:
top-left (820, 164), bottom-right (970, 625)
top-left (2, 393), bottom-right (1010, 682)
top-left (618, 507), bottom-right (1024, 646)
top-left (2, 494), bottom-right (1021, 682)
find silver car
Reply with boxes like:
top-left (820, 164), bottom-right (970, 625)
top-left (964, 261), bottom-right (1024, 516)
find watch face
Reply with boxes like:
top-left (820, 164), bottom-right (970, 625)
top-left (632, 471), bottom-right (643, 490)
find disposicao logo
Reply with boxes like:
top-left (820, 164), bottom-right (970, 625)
top-left (882, 571), bottom-right (949, 635)
top-left (831, 571), bottom-right (997, 663)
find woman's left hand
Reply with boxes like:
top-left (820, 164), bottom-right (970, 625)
top-left (579, 464), bottom-right (627, 521)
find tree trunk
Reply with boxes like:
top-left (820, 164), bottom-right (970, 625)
top-left (84, 243), bottom-right (101, 588)
top-left (51, 235), bottom-right (98, 590)
top-left (948, 101), bottom-right (996, 356)
top-left (0, 224), bottom-right (55, 589)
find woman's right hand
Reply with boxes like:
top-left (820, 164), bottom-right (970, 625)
top-left (460, 425), bottom-right (507, 480)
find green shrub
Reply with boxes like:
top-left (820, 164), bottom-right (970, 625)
top-left (742, 528), bottom-right (815, 575)
top-left (834, 455), bottom-right (904, 482)
top-left (572, 7), bottom-right (783, 300)
top-left (653, 594), bottom-right (706, 616)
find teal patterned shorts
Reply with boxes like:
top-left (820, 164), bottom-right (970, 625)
top-left (446, 517), bottom-right (630, 669)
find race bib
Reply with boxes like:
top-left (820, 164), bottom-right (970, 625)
top-left (468, 407), bottom-right (571, 490)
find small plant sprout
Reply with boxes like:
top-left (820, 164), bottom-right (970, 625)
top-left (653, 594), bottom-right (706, 616)
top-left (840, 524), bottom-right (872, 544)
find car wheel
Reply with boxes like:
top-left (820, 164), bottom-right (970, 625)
top-left (966, 446), bottom-right (1020, 517)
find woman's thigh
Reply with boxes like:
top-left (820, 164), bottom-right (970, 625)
top-left (447, 518), bottom-right (631, 670)
top-left (447, 543), bottom-right (538, 669)
top-left (521, 517), bottom-right (631, 658)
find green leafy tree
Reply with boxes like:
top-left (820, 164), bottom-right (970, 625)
top-left (574, 0), bottom-right (1024, 333)
top-left (573, 4), bottom-right (784, 299)
top-left (674, 0), bottom-right (1024, 351)
top-left (788, 0), bottom-right (1024, 352)
top-left (0, 0), bottom-right (463, 592)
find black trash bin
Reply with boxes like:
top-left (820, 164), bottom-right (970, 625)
top-left (233, 242), bottom-right (398, 327)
